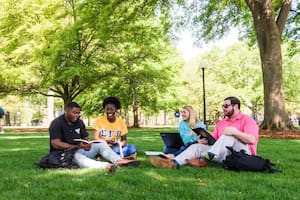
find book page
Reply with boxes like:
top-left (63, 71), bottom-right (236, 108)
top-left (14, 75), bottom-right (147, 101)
top-left (73, 139), bottom-right (104, 144)
top-left (144, 151), bottom-right (164, 156)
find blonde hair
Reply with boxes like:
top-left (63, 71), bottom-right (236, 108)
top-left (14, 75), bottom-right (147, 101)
top-left (182, 105), bottom-right (199, 135)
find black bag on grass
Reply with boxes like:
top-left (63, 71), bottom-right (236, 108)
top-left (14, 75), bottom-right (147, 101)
top-left (39, 148), bottom-right (77, 169)
top-left (223, 146), bottom-right (282, 173)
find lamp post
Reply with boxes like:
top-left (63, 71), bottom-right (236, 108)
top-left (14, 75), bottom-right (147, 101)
top-left (201, 63), bottom-right (207, 128)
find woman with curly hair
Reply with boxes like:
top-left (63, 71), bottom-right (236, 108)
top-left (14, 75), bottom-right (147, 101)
top-left (93, 97), bottom-right (137, 159)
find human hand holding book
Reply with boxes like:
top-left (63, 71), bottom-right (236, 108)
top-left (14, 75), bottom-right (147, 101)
top-left (118, 140), bottom-right (124, 158)
top-left (192, 127), bottom-right (216, 145)
top-left (73, 138), bottom-right (105, 144)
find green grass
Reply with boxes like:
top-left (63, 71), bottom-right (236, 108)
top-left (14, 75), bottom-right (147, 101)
top-left (0, 128), bottom-right (299, 200)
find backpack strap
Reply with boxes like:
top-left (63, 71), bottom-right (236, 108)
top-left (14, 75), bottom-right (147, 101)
top-left (226, 146), bottom-right (234, 153)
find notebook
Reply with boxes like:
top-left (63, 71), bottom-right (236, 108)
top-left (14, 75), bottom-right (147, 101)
top-left (144, 151), bottom-right (168, 159)
top-left (160, 132), bottom-right (185, 149)
top-left (192, 127), bottom-right (216, 145)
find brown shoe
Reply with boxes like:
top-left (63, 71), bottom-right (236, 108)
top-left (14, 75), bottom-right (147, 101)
top-left (149, 157), bottom-right (176, 168)
top-left (123, 152), bottom-right (137, 160)
top-left (185, 158), bottom-right (208, 167)
top-left (116, 159), bottom-right (141, 167)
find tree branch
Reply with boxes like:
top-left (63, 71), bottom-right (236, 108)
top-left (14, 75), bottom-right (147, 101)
top-left (276, 0), bottom-right (292, 37)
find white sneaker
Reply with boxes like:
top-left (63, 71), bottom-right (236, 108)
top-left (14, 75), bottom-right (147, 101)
top-left (0, 131), bottom-right (4, 134)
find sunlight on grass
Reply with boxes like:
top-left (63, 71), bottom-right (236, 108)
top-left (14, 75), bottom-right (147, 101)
top-left (138, 136), bottom-right (160, 142)
top-left (39, 168), bottom-right (112, 179)
top-left (1, 135), bottom-right (49, 140)
top-left (1, 147), bottom-right (32, 152)
top-left (142, 169), bottom-right (198, 183)
top-left (45, 168), bottom-right (94, 176)
top-left (144, 170), bottom-right (169, 181)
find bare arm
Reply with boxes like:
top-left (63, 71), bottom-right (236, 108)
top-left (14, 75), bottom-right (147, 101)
top-left (235, 131), bottom-right (256, 144)
top-left (51, 138), bottom-right (79, 150)
top-left (51, 136), bottom-right (91, 151)
top-left (223, 127), bottom-right (256, 144)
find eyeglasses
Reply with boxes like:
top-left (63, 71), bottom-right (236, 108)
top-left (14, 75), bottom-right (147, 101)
top-left (222, 104), bottom-right (233, 109)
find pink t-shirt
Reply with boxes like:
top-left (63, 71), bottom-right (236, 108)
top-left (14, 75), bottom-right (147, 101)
top-left (213, 112), bottom-right (259, 155)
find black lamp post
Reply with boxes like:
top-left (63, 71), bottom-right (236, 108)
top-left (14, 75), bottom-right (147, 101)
top-left (201, 63), bottom-right (207, 127)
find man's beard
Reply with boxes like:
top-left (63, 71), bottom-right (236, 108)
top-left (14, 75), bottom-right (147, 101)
top-left (225, 108), bottom-right (234, 118)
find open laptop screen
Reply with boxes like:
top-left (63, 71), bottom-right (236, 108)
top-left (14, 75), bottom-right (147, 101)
top-left (160, 132), bottom-right (184, 149)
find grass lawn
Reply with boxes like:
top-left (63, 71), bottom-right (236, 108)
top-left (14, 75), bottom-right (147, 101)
top-left (0, 127), bottom-right (299, 200)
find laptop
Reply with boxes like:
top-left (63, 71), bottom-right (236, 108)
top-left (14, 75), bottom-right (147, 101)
top-left (160, 132), bottom-right (185, 149)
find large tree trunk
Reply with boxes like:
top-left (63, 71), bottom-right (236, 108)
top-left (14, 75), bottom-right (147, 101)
top-left (246, 0), bottom-right (294, 130)
top-left (260, 42), bottom-right (293, 130)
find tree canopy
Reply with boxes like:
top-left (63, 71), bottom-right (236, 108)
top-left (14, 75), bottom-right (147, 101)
top-left (0, 0), bottom-right (178, 106)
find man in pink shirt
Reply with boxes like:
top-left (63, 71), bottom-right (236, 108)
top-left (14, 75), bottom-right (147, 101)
top-left (149, 96), bottom-right (259, 168)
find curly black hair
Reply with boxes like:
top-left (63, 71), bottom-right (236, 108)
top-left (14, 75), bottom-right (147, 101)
top-left (102, 97), bottom-right (121, 110)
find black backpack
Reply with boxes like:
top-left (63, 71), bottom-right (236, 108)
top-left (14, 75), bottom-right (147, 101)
top-left (223, 146), bottom-right (282, 173)
top-left (39, 148), bottom-right (77, 169)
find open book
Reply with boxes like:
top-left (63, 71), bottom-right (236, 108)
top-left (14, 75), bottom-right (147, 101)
top-left (192, 127), bottom-right (216, 145)
top-left (144, 151), bottom-right (169, 159)
top-left (73, 138), bottom-right (104, 144)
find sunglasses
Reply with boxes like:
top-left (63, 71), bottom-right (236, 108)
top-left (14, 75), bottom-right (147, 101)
top-left (222, 104), bottom-right (233, 109)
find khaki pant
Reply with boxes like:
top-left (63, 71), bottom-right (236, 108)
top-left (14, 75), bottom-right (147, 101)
top-left (175, 135), bottom-right (250, 165)
top-left (73, 142), bottom-right (121, 169)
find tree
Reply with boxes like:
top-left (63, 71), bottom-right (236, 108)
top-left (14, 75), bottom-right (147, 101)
top-left (80, 42), bottom-right (183, 127)
top-left (281, 42), bottom-right (300, 111)
top-left (173, 0), bottom-right (299, 130)
top-left (0, 0), bottom-right (39, 97)
top-left (181, 42), bottom-right (263, 123)
top-left (0, 0), bottom-right (173, 107)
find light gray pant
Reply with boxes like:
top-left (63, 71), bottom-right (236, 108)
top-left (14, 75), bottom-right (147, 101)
top-left (73, 142), bottom-right (121, 169)
top-left (175, 135), bottom-right (250, 165)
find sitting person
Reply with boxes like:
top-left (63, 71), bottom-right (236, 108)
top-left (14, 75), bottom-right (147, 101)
top-left (0, 106), bottom-right (5, 133)
top-left (49, 102), bottom-right (140, 172)
top-left (164, 105), bottom-right (206, 157)
top-left (149, 96), bottom-right (259, 168)
top-left (93, 97), bottom-right (137, 159)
